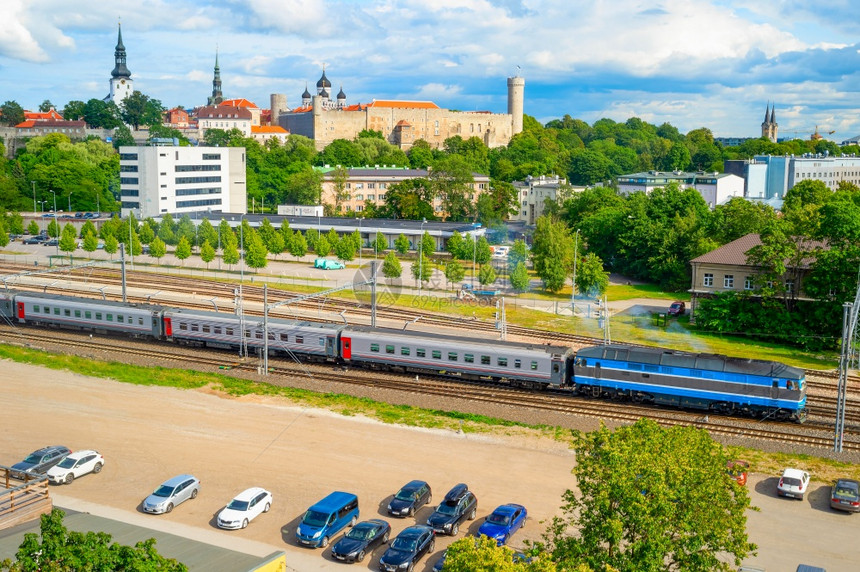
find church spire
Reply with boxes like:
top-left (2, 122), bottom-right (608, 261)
top-left (208, 47), bottom-right (223, 105)
top-left (770, 105), bottom-right (776, 124)
top-left (763, 102), bottom-right (770, 124)
top-left (111, 23), bottom-right (131, 79)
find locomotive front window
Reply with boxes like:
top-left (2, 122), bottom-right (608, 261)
top-left (432, 350), bottom-right (442, 359)
top-left (553, 363), bottom-right (560, 373)
top-left (417, 348), bottom-right (426, 357)
top-left (386, 345), bottom-right (395, 354)
top-left (531, 361), bottom-right (538, 370)
top-left (371, 344), bottom-right (380, 352)
top-left (464, 354), bottom-right (474, 363)
top-left (498, 357), bottom-right (508, 367)
top-left (481, 355), bottom-right (491, 365)
top-left (401, 347), bottom-right (411, 356)
top-left (448, 352), bottom-right (458, 361)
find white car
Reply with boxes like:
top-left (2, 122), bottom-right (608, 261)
top-left (777, 468), bottom-right (810, 500)
top-left (46, 450), bottom-right (104, 484)
top-left (217, 487), bottom-right (273, 529)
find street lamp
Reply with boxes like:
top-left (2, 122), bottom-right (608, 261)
top-left (32, 182), bottom-right (36, 213)
top-left (356, 216), bottom-right (363, 267)
top-left (472, 233), bottom-right (477, 289)
top-left (49, 189), bottom-right (57, 214)
top-left (418, 218), bottom-right (427, 293)
top-left (571, 229), bottom-right (580, 318)
top-left (68, 191), bottom-right (73, 213)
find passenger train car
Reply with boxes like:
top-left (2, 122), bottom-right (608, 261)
top-left (0, 289), bottom-right (807, 421)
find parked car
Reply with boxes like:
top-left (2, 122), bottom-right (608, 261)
top-left (830, 478), bottom-right (860, 513)
top-left (41, 213), bottom-right (55, 218)
top-left (426, 483), bottom-right (477, 536)
top-left (727, 460), bottom-right (750, 486)
top-left (74, 212), bottom-right (84, 218)
top-left (23, 236), bottom-right (45, 245)
top-left (44, 239), bottom-right (59, 247)
top-left (331, 518), bottom-right (391, 563)
top-left (295, 491), bottom-right (359, 548)
top-left (314, 258), bottom-right (345, 270)
top-left (388, 480), bottom-right (432, 517)
top-left (46, 450), bottom-right (104, 484)
top-left (477, 503), bottom-right (527, 545)
top-left (142, 474), bottom-right (200, 514)
top-left (667, 301), bottom-right (686, 316)
top-left (10, 445), bottom-right (72, 479)
top-left (378, 525), bottom-right (435, 572)
top-left (216, 487), bottom-right (272, 529)
top-left (777, 468), bottom-right (810, 500)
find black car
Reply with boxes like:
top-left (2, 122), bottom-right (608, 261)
top-left (44, 239), bottom-right (59, 247)
top-left (426, 483), bottom-right (477, 536)
top-left (331, 518), bottom-right (391, 563)
top-left (23, 236), bottom-right (45, 245)
top-left (388, 480), bottom-right (432, 517)
top-left (10, 446), bottom-right (72, 479)
top-left (378, 525), bottom-right (435, 572)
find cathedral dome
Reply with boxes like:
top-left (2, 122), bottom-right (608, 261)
top-left (316, 70), bottom-right (331, 89)
top-left (302, 85), bottom-right (311, 99)
top-left (320, 88), bottom-right (330, 98)
top-left (337, 86), bottom-right (346, 100)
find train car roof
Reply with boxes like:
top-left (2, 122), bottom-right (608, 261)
top-left (344, 325), bottom-right (574, 356)
top-left (12, 291), bottom-right (164, 311)
top-left (163, 307), bottom-right (346, 332)
top-left (578, 344), bottom-right (804, 379)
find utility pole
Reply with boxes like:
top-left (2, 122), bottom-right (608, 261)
top-left (371, 261), bottom-right (377, 328)
top-left (571, 229), bottom-right (579, 317)
top-left (835, 276), bottom-right (860, 452)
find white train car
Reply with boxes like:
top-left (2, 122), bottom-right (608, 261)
top-left (14, 292), bottom-right (161, 337)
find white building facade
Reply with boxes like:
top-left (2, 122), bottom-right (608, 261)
top-left (616, 171), bottom-right (744, 208)
top-left (510, 175), bottom-right (578, 224)
top-left (119, 144), bottom-right (247, 219)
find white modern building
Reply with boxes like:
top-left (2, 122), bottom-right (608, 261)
top-left (616, 171), bottom-right (744, 208)
top-left (119, 143), bottom-right (247, 219)
top-left (510, 175), bottom-right (579, 224)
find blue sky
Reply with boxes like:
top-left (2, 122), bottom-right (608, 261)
top-left (1, 0), bottom-right (858, 141)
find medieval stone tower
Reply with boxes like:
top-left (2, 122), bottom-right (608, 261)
top-left (761, 103), bottom-right (778, 142)
top-left (507, 75), bottom-right (525, 136)
top-left (270, 93), bottom-right (287, 125)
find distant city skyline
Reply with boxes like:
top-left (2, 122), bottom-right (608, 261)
top-left (1, 0), bottom-right (858, 141)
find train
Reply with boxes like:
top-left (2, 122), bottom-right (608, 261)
top-left (0, 290), bottom-right (807, 422)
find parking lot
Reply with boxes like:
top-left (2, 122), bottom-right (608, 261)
top-left (2, 360), bottom-right (859, 571)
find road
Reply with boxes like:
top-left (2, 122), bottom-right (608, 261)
top-left (2, 360), bottom-right (857, 571)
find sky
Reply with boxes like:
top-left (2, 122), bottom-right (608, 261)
top-left (1, 0), bottom-right (859, 141)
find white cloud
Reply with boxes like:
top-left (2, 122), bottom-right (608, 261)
top-left (414, 82), bottom-right (463, 100)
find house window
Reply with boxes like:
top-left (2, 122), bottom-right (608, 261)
top-left (724, 275), bottom-right (734, 288)
top-left (744, 277), bottom-right (753, 290)
top-left (703, 273), bottom-right (713, 287)
top-left (785, 279), bottom-right (795, 293)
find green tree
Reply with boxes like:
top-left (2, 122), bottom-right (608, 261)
top-left (334, 235), bottom-right (356, 261)
top-left (444, 260), bottom-right (466, 288)
top-left (27, 220), bottom-right (40, 235)
top-left (508, 239), bottom-right (528, 272)
top-left (244, 230), bottom-right (268, 270)
top-left (111, 124), bottom-right (135, 148)
top-left (200, 240), bottom-right (215, 268)
top-left (62, 100), bottom-right (86, 120)
top-left (443, 535), bottom-right (559, 572)
top-left (82, 98), bottom-right (122, 129)
top-left (0, 220), bottom-right (8, 248)
top-left (82, 231), bottom-right (99, 253)
top-left (430, 155), bottom-right (476, 221)
top-left (138, 221), bottom-right (155, 244)
top-left (478, 264), bottom-right (497, 286)
top-left (394, 233), bottom-right (410, 254)
top-left (59, 224), bottom-right (77, 258)
top-left (289, 231), bottom-right (308, 259)
top-left (39, 100), bottom-right (55, 112)
top-left (531, 215), bottom-right (574, 292)
top-left (447, 231), bottom-right (465, 259)
top-left (382, 178), bottom-right (435, 220)
top-left (382, 251), bottom-right (402, 279)
top-left (575, 253), bottom-right (610, 298)
top-left (329, 166), bottom-right (351, 213)
top-left (543, 419), bottom-right (754, 572)
top-left (120, 90), bottom-right (164, 129)
top-left (315, 236), bottom-right (331, 257)
top-left (0, 100), bottom-right (25, 126)
top-left (158, 214), bottom-right (176, 244)
top-left (175, 236), bottom-right (191, 264)
top-left (149, 236), bottom-right (167, 262)
top-left (510, 261), bottom-right (530, 292)
top-left (408, 139), bottom-right (435, 169)
top-left (6, 213), bottom-right (24, 235)
top-left (474, 236), bottom-right (492, 264)
top-left (284, 166), bottom-right (323, 205)
top-left (103, 234), bottom-right (118, 258)
top-left (421, 230), bottom-right (435, 255)
top-left (222, 236), bottom-right (239, 267)
top-left (47, 219), bottom-right (60, 238)
top-left (197, 218), bottom-right (218, 247)
top-left (1, 508), bottom-right (186, 571)
top-left (411, 253), bottom-right (432, 285)
top-left (268, 232), bottom-right (285, 258)
top-left (373, 231), bottom-right (387, 257)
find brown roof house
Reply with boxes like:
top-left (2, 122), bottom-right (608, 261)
top-left (688, 233), bottom-right (824, 322)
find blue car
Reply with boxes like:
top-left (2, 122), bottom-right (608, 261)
top-left (477, 503), bottom-right (527, 545)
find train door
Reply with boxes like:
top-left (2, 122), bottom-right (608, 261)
top-left (163, 316), bottom-right (173, 338)
top-left (341, 337), bottom-right (352, 360)
top-left (16, 302), bottom-right (25, 321)
top-left (325, 336), bottom-right (336, 358)
top-left (770, 380), bottom-right (779, 400)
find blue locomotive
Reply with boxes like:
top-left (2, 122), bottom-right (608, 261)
top-left (0, 290), bottom-right (807, 422)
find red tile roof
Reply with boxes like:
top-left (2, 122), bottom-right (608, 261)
top-left (367, 100), bottom-right (439, 109)
top-left (15, 119), bottom-right (85, 129)
top-left (24, 109), bottom-right (64, 121)
top-left (691, 233), bottom-right (825, 268)
top-left (252, 125), bottom-right (288, 134)
top-left (220, 98), bottom-right (258, 109)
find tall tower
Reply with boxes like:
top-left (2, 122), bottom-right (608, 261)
top-left (761, 103), bottom-right (778, 143)
top-left (105, 23), bottom-right (133, 105)
top-left (507, 74), bottom-right (525, 136)
top-left (270, 93), bottom-right (287, 126)
top-left (208, 49), bottom-right (223, 105)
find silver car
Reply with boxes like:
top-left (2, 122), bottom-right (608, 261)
top-left (142, 474), bottom-right (200, 514)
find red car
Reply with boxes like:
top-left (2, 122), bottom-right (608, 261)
top-left (667, 301), bottom-right (686, 317)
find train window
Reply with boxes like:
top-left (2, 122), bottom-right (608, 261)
top-left (44, 306), bottom-right (51, 313)
top-left (34, 305), bottom-right (40, 312)
top-left (95, 312), bottom-right (102, 320)
top-left (371, 344), bottom-right (380, 352)
top-left (279, 333), bottom-right (287, 341)
top-left (628, 363), bottom-right (641, 371)
top-left (54, 308), bottom-right (60, 315)
top-left (120, 315), bottom-right (126, 323)
top-left (202, 325), bottom-right (210, 333)
top-left (417, 348), bottom-right (426, 357)
top-left (644, 364), bottom-right (658, 373)
top-left (481, 355), bottom-right (491, 365)
top-left (268, 332), bottom-right (275, 340)
top-left (787, 381), bottom-right (795, 390)
top-left (319, 337), bottom-right (325, 346)
top-left (464, 354), bottom-right (474, 363)
top-left (75, 310), bottom-right (81, 318)
top-left (553, 363), bottom-right (560, 373)
top-left (65, 309), bottom-right (71, 317)
top-left (190, 324), bottom-right (198, 331)
top-left (85, 311), bottom-right (91, 319)
top-left (225, 328), bottom-right (234, 336)
top-left (514, 359), bottom-right (521, 369)
top-left (401, 347), bottom-right (411, 356)
top-left (255, 332), bottom-right (263, 339)
top-left (386, 345), bottom-right (395, 354)
top-left (244, 329), bottom-right (250, 338)
top-left (531, 361), bottom-right (538, 370)
top-left (432, 350), bottom-right (442, 359)
top-left (106, 314), bottom-right (113, 322)
top-left (214, 327), bottom-right (222, 334)
top-left (138, 318), bottom-right (144, 325)
top-left (179, 323), bottom-right (187, 330)
top-left (448, 352), bottom-right (458, 361)
top-left (296, 336), bottom-right (303, 344)
top-left (498, 357), bottom-right (508, 367)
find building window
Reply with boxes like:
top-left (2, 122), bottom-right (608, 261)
top-left (785, 279), bottom-right (795, 293)
top-left (703, 273), bottom-right (713, 287)
top-left (744, 277), bottom-right (753, 290)
top-left (724, 275), bottom-right (734, 288)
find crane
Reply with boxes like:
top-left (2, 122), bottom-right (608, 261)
top-left (810, 125), bottom-right (835, 141)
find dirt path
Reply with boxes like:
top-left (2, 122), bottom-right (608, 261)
top-left (1, 360), bottom-right (575, 571)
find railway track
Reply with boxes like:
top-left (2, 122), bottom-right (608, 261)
top-left (3, 324), bottom-right (858, 453)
